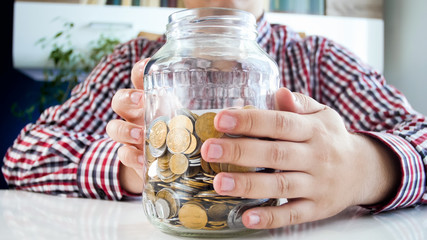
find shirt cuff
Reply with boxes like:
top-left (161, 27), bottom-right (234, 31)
top-left (357, 131), bottom-right (426, 212)
top-left (77, 138), bottom-right (132, 200)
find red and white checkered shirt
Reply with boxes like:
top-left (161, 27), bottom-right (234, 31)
top-left (3, 15), bottom-right (426, 211)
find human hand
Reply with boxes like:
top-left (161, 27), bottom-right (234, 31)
top-left (106, 58), bottom-right (150, 194)
top-left (201, 88), bottom-right (400, 229)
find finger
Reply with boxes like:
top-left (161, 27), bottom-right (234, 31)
top-left (242, 199), bottom-right (316, 229)
top-left (214, 109), bottom-right (314, 141)
top-left (213, 172), bottom-right (312, 199)
top-left (201, 138), bottom-right (312, 171)
top-left (111, 89), bottom-right (145, 125)
top-left (275, 87), bottom-right (325, 114)
top-left (117, 145), bottom-right (145, 178)
top-left (131, 58), bottom-right (150, 90)
top-left (106, 119), bottom-right (144, 146)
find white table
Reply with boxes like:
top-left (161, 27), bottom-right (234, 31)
top-left (1, 190), bottom-right (426, 240)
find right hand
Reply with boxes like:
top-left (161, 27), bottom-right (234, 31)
top-left (106, 58), bottom-right (150, 194)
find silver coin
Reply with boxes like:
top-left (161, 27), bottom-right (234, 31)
top-left (170, 182), bottom-right (199, 194)
top-left (149, 143), bottom-right (167, 158)
top-left (144, 198), bottom-right (156, 218)
top-left (148, 160), bottom-right (158, 178)
top-left (155, 198), bottom-right (171, 219)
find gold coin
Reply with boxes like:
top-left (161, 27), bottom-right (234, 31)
top-left (178, 202), bottom-right (208, 229)
top-left (208, 203), bottom-right (229, 221)
top-left (195, 112), bottom-right (224, 142)
top-left (157, 152), bottom-right (171, 170)
top-left (166, 128), bottom-right (191, 153)
top-left (209, 162), bottom-right (221, 174)
top-left (169, 153), bottom-right (189, 175)
top-left (149, 121), bottom-right (168, 149)
top-left (220, 163), bottom-right (229, 172)
top-left (169, 115), bottom-right (194, 133)
top-left (201, 158), bottom-right (214, 175)
top-left (243, 105), bottom-right (257, 109)
top-left (183, 134), bottom-right (198, 155)
top-left (227, 164), bottom-right (257, 173)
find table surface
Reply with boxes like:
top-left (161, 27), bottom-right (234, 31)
top-left (1, 190), bottom-right (426, 240)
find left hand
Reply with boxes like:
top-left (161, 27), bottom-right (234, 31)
top-left (200, 87), bottom-right (400, 229)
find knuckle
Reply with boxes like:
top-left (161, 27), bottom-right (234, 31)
top-left (242, 111), bottom-right (255, 133)
top-left (275, 173), bottom-right (290, 197)
top-left (289, 208), bottom-right (301, 225)
top-left (230, 141), bottom-right (243, 164)
top-left (111, 89), bottom-right (127, 112)
top-left (242, 175), bottom-right (254, 196)
top-left (105, 120), bottom-right (117, 138)
top-left (264, 211), bottom-right (277, 228)
top-left (273, 113), bottom-right (289, 138)
top-left (269, 142), bottom-right (286, 168)
top-left (117, 146), bottom-right (130, 165)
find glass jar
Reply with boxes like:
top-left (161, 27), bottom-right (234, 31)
top-left (142, 7), bottom-right (280, 237)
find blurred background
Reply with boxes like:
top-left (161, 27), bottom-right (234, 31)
top-left (1, 0), bottom-right (426, 189)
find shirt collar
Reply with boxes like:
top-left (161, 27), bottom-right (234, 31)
top-left (256, 12), bottom-right (272, 46)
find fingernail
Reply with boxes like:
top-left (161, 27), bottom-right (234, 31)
top-left (207, 144), bottom-right (223, 160)
top-left (130, 128), bottom-right (142, 140)
top-left (139, 58), bottom-right (149, 73)
top-left (130, 91), bottom-right (142, 104)
top-left (220, 174), bottom-right (235, 192)
top-left (218, 114), bottom-right (237, 130)
top-left (248, 212), bottom-right (261, 226)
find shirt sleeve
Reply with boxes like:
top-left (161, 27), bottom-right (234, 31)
top-left (313, 37), bottom-right (426, 212)
top-left (1, 38), bottom-right (157, 200)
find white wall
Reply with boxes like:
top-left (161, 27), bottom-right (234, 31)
top-left (384, 0), bottom-right (427, 115)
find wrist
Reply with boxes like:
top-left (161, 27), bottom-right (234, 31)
top-left (352, 133), bottom-right (401, 206)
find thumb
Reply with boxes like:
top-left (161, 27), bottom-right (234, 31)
top-left (131, 58), bottom-right (151, 90)
top-left (275, 88), bottom-right (325, 114)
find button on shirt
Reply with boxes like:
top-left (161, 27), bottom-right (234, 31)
top-left (2, 14), bottom-right (426, 211)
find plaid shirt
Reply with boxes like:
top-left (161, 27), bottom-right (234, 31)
top-left (3, 14), bottom-right (426, 211)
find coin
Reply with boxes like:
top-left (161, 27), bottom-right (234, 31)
top-left (143, 198), bottom-right (156, 218)
top-left (157, 151), bottom-right (171, 170)
top-left (207, 203), bottom-right (229, 221)
top-left (227, 164), bottom-right (257, 173)
top-left (201, 158), bottom-right (214, 175)
top-left (145, 143), bottom-right (156, 164)
top-left (166, 128), bottom-right (191, 153)
top-left (169, 153), bottom-right (189, 175)
top-left (155, 198), bottom-right (171, 219)
top-left (209, 162), bottom-right (221, 174)
top-left (195, 112), bottom-right (224, 142)
top-left (169, 115), bottom-right (194, 133)
top-left (243, 105), bottom-right (257, 109)
top-left (148, 143), bottom-right (167, 158)
top-left (183, 134), bottom-right (198, 155)
top-left (149, 120), bottom-right (168, 149)
top-left (178, 202), bottom-right (208, 229)
top-left (157, 188), bottom-right (180, 218)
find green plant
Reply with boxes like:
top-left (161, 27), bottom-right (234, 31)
top-left (12, 19), bottom-right (121, 120)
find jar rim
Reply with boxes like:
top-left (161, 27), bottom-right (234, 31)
top-left (168, 7), bottom-right (256, 25)
top-left (166, 7), bottom-right (257, 40)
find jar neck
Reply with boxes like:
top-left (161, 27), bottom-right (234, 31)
top-left (166, 8), bottom-right (258, 40)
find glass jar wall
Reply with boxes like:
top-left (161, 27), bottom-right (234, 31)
top-left (142, 7), bottom-right (280, 237)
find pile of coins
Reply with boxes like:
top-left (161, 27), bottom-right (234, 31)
top-left (143, 107), bottom-right (277, 231)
